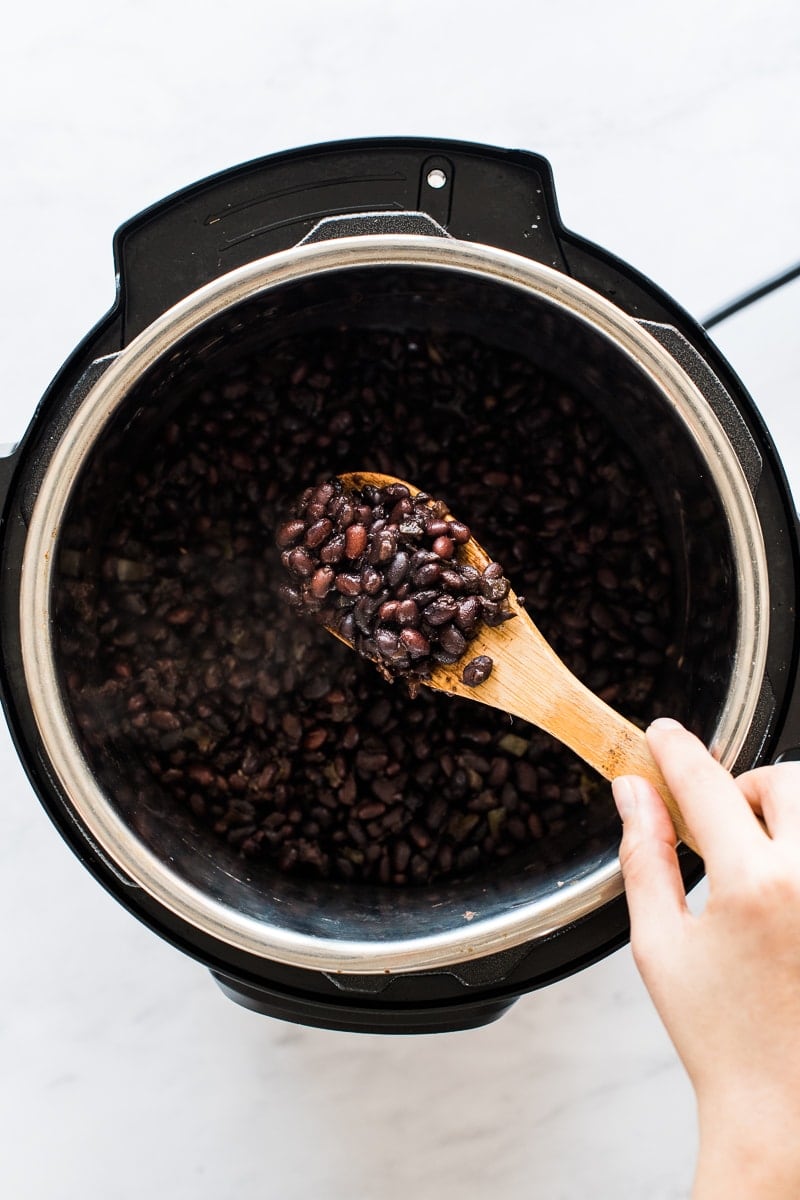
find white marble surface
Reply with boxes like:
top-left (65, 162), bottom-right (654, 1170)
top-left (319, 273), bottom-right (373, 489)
top-left (1, 2), bottom-right (798, 1197)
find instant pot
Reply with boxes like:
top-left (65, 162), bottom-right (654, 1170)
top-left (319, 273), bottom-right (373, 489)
top-left (3, 138), bottom-right (799, 1033)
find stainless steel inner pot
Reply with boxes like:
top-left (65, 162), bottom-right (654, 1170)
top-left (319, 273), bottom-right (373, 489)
top-left (19, 232), bottom-right (768, 973)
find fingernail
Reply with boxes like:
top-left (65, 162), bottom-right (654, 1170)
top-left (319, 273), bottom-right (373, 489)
top-left (612, 776), bottom-right (638, 820)
top-left (648, 717), bottom-right (684, 733)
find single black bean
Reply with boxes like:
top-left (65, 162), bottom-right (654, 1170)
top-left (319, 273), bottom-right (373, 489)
top-left (482, 602), bottom-right (515, 627)
top-left (482, 576), bottom-right (510, 602)
top-left (312, 481), bottom-right (335, 508)
top-left (310, 566), bottom-right (334, 599)
top-left (439, 569), bottom-right (465, 592)
top-left (413, 561), bottom-right (442, 587)
top-left (370, 529), bottom-right (398, 564)
top-left (439, 625), bottom-right (467, 657)
top-left (424, 596), bottom-right (459, 625)
top-left (337, 500), bottom-right (355, 528)
top-left (385, 551), bottom-right (410, 587)
top-left (379, 599), bottom-right (400, 622)
top-left (426, 519), bottom-right (450, 538)
top-left (375, 626), bottom-right (399, 659)
top-left (432, 648), bottom-right (461, 665)
top-left (360, 565), bottom-right (383, 595)
top-left (396, 599), bottom-right (420, 626)
top-left (432, 535), bottom-right (455, 560)
top-left (412, 589), bottom-right (438, 608)
top-left (462, 655), bottom-right (494, 687)
top-left (449, 520), bottom-right (471, 545)
top-left (339, 612), bottom-right (356, 642)
top-left (287, 547), bottom-right (314, 577)
top-left (319, 532), bottom-right (346, 563)
top-left (393, 840), bottom-right (411, 872)
top-left (275, 518), bottom-right (305, 547)
top-left (399, 628), bottom-right (430, 658)
top-left (345, 524), bottom-right (368, 558)
top-left (335, 573), bottom-right (362, 596)
top-left (389, 498), bottom-right (413, 523)
top-left (455, 596), bottom-right (482, 633)
top-left (305, 518), bottom-right (333, 548)
top-left (353, 595), bottom-right (378, 634)
top-left (383, 483), bottom-right (410, 501)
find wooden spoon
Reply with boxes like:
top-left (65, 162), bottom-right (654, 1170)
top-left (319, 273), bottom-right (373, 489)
top-left (337, 470), bottom-right (698, 853)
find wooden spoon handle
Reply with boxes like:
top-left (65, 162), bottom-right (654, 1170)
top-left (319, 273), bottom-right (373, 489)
top-left (519, 667), bottom-right (699, 853)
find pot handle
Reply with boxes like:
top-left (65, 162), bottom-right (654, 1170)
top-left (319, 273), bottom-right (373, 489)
top-left (0, 444), bottom-right (19, 517)
top-left (212, 970), bottom-right (516, 1033)
top-left (297, 210), bottom-right (452, 245)
top-left (769, 505), bottom-right (800, 764)
top-left (15, 354), bottom-right (120, 528)
top-left (638, 321), bottom-right (763, 494)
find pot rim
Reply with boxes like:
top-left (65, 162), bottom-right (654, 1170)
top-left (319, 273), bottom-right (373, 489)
top-left (19, 233), bottom-right (768, 973)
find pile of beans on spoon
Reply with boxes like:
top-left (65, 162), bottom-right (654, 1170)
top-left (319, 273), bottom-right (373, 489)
top-left (277, 477), bottom-right (512, 692)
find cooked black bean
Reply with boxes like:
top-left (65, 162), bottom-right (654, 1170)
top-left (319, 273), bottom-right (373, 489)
top-left (286, 547), bottom-right (314, 577)
top-left (385, 551), bottom-right (410, 587)
top-left (384, 482), bottom-right (410, 501)
top-left (345, 523), bottom-right (368, 558)
top-left (375, 627), bottom-right (399, 659)
top-left (369, 530), bottom-right (398, 564)
top-left (449, 520), bottom-right (471, 545)
top-left (424, 518), bottom-right (447, 537)
top-left (432, 648), bottom-right (462, 666)
top-left (424, 596), bottom-right (459, 626)
top-left (360, 565), bottom-right (383, 595)
top-left (275, 518), bottom-right (305, 547)
top-left (56, 325), bottom-right (679, 889)
top-left (390, 498), bottom-right (413, 523)
top-left (396, 599), bottom-right (420, 626)
top-left (455, 596), bottom-right (482, 633)
top-left (399, 628), bottom-right (430, 658)
top-left (354, 595), bottom-right (379, 634)
top-left (335, 573), bottom-right (362, 596)
top-left (413, 561), bottom-right (442, 587)
top-left (462, 655), bottom-right (494, 687)
top-left (439, 624), bottom-right (467, 657)
top-left (305, 518), bottom-right (333, 548)
top-left (310, 566), bottom-right (334, 599)
top-left (431, 535), bottom-right (455, 559)
top-left (412, 589), bottom-right (438, 609)
top-left (319, 532), bottom-right (346, 563)
top-left (482, 576), bottom-right (510, 602)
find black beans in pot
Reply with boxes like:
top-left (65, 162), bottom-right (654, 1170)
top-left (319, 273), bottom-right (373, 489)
top-left (54, 327), bottom-right (677, 887)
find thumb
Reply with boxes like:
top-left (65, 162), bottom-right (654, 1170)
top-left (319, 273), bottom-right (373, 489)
top-left (613, 774), bottom-right (688, 973)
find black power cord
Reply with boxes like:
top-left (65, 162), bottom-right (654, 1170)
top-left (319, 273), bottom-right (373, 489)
top-left (703, 260), bottom-right (800, 330)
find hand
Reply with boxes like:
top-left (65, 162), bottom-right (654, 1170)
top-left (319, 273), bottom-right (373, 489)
top-left (612, 719), bottom-right (800, 1200)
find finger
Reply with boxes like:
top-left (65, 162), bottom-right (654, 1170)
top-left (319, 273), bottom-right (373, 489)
top-left (735, 762), bottom-right (800, 841)
top-left (646, 718), bottom-right (767, 873)
top-left (613, 774), bottom-right (687, 966)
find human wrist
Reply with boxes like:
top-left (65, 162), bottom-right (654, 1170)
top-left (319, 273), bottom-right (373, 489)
top-left (694, 1103), bottom-right (800, 1200)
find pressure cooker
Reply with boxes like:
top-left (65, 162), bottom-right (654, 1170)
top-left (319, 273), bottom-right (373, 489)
top-left (2, 138), bottom-right (798, 1033)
